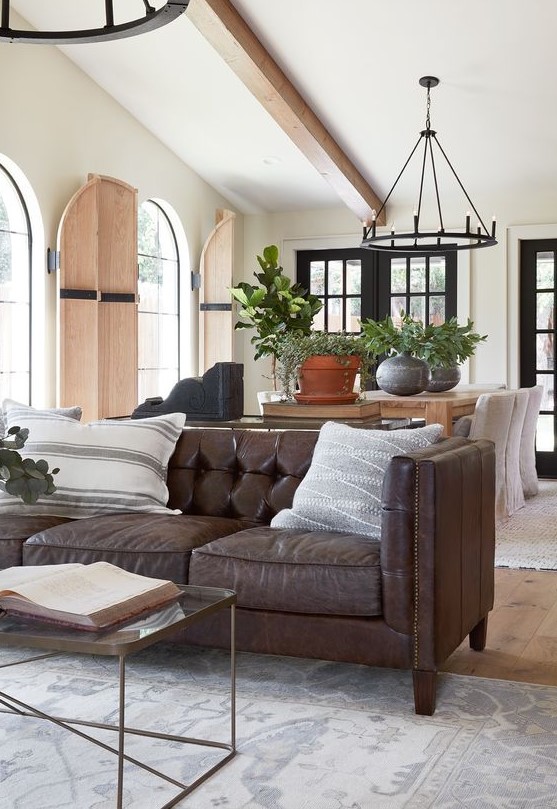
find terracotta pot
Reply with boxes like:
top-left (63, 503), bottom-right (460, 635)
top-left (376, 352), bottom-right (430, 396)
top-left (294, 354), bottom-right (361, 404)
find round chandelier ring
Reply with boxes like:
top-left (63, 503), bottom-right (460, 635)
top-left (0, 1), bottom-right (190, 44)
top-left (360, 231), bottom-right (497, 254)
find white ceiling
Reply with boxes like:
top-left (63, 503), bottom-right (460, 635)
top-left (9, 0), bottom-right (557, 219)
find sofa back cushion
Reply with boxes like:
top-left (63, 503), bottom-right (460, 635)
top-left (167, 428), bottom-right (318, 522)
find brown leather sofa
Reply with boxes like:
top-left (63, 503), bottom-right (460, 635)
top-left (0, 427), bottom-right (495, 715)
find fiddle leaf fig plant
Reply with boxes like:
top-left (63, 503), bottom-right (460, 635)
top-left (230, 245), bottom-right (323, 389)
top-left (0, 426), bottom-right (59, 504)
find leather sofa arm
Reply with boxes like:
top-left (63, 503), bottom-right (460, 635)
top-left (381, 436), bottom-right (496, 671)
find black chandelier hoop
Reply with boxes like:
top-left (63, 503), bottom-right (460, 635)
top-left (361, 76), bottom-right (497, 255)
top-left (0, 1), bottom-right (190, 44)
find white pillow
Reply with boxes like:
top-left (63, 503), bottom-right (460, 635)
top-left (271, 421), bottom-right (443, 538)
top-left (0, 407), bottom-right (186, 518)
top-left (0, 399), bottom-right (82, 437)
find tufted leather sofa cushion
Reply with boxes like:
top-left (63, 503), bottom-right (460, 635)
top-left (167, 428), bottom-right (319, 520)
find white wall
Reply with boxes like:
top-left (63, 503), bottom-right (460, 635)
top-left (0, 35), bottom-right (243, 407)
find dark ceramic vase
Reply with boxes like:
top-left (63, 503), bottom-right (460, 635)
top-left (425, 366), bottom-right (461, 393)
top-left (376, 352), bottom-right (430, 396)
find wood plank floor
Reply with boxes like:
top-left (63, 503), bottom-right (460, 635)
top-left (443, 568), bottom-right (557, 685)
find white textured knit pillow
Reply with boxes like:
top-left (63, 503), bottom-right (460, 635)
top-left (0, 407), bottom-right (185, 518)
top-left (271, 421), bottom-right (443, 538)
top-left (0, 399), bottom-right (82, 437)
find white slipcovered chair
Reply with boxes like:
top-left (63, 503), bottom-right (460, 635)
top-left (504, 389), bottom-right (529, 515)
top-left (519, 385), bottom-right (544, 498)
top-left (453, 391), bottom-right (517, 519)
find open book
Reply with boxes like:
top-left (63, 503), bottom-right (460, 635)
top-left (0, 562), bottom-right (182, 631)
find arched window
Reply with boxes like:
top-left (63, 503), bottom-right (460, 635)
top-left (0, 163), bottom-right (31, 404)
top-left (137, 200), bottom-right (180, 402)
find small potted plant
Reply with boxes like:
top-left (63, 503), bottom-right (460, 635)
top-left (0, 426), bottom-right (59, 504)
top-left (276, 331), bottom-right (375, 403)
top-left (230, 245), bottom-right (322, 395)
top-left (360, 312), bottom-right (431, 395)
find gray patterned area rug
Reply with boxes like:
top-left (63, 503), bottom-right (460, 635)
top-left (1, 644), bottom-right (557, 809)
top-left (496, 479), bottom-right (557, 570)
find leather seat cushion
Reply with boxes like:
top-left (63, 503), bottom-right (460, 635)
top-left (22, 513), bottom-right (257, 584)
top-left (0, 516), bottom-right (73, 568)
top-left (189, 527), bottom-right (382, 616)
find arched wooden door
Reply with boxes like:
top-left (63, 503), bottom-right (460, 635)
top-left (198, 208), bottom-right (235, 374)
top-left (57, 174), bottom-right (138, 421)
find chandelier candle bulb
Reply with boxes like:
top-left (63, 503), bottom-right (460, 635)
top-left (372, 210), bottom-right (376, 238)
top-left (492, 217), bottom-right (497, 238)
top-left (413, 210), bottom-right (419, 232)
top-left (465, 212), bottom-right (471, 232)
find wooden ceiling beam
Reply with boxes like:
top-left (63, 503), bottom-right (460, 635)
top-left (188, 0), bottom-right (384, 224)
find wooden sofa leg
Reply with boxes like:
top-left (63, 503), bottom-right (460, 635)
top-left (412, 670), bottom-right (437, 715)
top-left (469, 616), bottom-right (488, 651)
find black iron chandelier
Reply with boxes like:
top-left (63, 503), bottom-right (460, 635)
top-left (361, 76), bottom-right (497, 254)
top-left (0, 1), bottom-right (189, 44)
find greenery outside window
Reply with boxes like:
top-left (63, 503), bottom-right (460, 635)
top-left (137, 200), bottom-right (179, 402)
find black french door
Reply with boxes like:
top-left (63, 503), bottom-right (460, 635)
top-left (520, 239), bottom-right (557, 477)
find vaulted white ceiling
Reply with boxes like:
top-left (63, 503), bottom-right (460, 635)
top-left (9, 0), bottom-right (557, 220)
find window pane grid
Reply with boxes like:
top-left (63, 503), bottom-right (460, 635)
top-left (0, 164), bottom-right (31, 404)
top-left (310, 258), bottom-right (361, 333)
top-left (389, 255), bottom-right (447, 325)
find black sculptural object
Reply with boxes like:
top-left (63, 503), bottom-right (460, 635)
top-left (131, 362), bottom-right (244, 421)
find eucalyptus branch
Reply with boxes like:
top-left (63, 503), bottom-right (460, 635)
top-left (0, 426), bottom-right (59, 504)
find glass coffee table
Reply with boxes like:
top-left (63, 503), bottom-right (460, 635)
top-left (0, 584), bottom-right (236, 809)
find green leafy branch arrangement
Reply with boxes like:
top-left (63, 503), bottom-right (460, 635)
top-left (0, 426), bottom-right (59, 504)
top-left (418, 317), bottom-right (487, 369)
top-left (360, 312), bottom-right (427, 357)
top-left (360, 312), bottom-right (487, 369)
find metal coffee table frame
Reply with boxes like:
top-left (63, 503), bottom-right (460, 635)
top-left (0, 585), bottom-right (236, 809)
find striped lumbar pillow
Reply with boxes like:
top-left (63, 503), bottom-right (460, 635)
top-left (271, 420), bottom-right (443, 538)
top-left (0, 399), bottom-right (82, 438)
top-left (0, 405), bottom-right (186, 518)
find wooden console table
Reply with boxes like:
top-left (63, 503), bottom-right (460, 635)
top-left (363, 389), bottom-right (488, 436)
top-left (185, 414), bottom-right (408, 431)
top-left (261, 388), bottom-right (497, 437)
